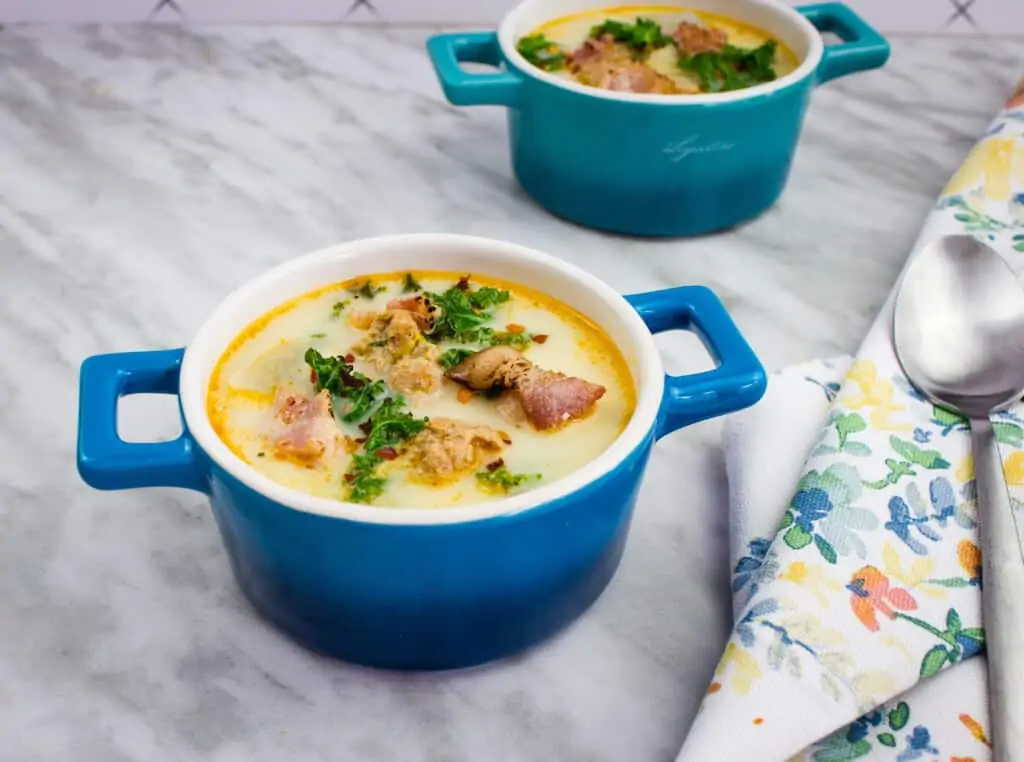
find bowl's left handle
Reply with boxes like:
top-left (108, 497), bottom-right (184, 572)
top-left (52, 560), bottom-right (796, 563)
top-left (797, 3), bottom-right (890, 85)
top-left (78, 348), bottom-right (209, 493)
top-left (627, 286), bottom-right (767, 441)
top-left (426, 32), bottom-right (523, 107)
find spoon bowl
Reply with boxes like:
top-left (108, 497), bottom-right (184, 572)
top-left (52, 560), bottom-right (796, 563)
top-left (894, 234), bottom-right (1024, 417)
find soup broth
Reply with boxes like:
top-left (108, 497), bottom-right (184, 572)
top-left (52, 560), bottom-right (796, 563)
top-left (208, 272), bottom-right (636, 509)
top-left (516, 5), bottom-right (799, 95)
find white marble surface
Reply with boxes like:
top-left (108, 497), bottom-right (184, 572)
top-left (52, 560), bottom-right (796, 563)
top-left (0, 24), bottom-right (1021, 762)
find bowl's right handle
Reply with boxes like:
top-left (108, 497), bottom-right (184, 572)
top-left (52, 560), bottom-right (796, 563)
top-left (797, 3), bottom-right (890, 85)
top-left (426, 31), bottom-right (523, 107)
top-left (627, 286), bottom-right (767, 441)
top-left (78, 348), bottom-right (208, 493)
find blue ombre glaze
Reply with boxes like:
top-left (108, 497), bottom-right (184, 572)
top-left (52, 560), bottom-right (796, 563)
top-left (427, 2), bottom-right (889, 237)
top-left (205, 438), bottom-right (651, 670)
top-left (77, 283), bottom-right (765, 670)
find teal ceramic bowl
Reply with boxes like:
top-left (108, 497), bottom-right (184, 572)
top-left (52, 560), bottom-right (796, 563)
top-left (427, 0), bottom-right (889, 237)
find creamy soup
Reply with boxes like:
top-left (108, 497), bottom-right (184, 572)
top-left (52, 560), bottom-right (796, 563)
top-left (208, 272), bottom-right (635, 508)
top-left (516, 5), bottom-right (798, 95)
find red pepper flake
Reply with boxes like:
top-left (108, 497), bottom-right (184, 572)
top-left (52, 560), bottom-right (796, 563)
top-left (310, 369), bottom-right (318, 382)
top-left (457, 387), bottom-right (473, 404)
top-left (752, 718), bottom-right (764, 726)
top-left (376, 447), bottom-right (398, 461)
top-left (533, 334), bottom-right (549, 344)
top-left (354, 437), bottom-right (367, 444)
top-left (344, 353), bottom-right (355, 364)
top-left (358, 421), bottom-right (373, 434)
top-left (506, 323), bottom-right (526, 334)
top-left (343, 473), bottom-right (355, 482)
top-left (456, 275), bottom-right (471, 291)
top-left (486, 458), bottom-right (505, 472)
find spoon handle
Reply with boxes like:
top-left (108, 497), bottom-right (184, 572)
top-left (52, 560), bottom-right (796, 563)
top-left (972, 419), bottom-right (1024, 762)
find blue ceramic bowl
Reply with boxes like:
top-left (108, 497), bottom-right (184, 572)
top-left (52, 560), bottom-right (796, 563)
top-left (427, 0), bottom-right (889, 237)
top-left (77, 234), bottom-right (766, 670)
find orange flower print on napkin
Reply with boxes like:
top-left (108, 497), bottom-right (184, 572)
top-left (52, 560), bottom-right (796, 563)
top-left (1006, 76), bottom-right (1024, 110)
top-left (848, 566), bottom-right (918, 632)
top-left (959, 713), bottom-right (992, 748)
top-left (957, 540), bottom-right (982, 584)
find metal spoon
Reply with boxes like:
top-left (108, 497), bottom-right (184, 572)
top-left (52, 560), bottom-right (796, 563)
top-left (893, 233), bottom-right (1024, 761)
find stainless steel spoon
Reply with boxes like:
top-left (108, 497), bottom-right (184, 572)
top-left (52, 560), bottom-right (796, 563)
top-left (893, 233), bottom-right (1024, 761)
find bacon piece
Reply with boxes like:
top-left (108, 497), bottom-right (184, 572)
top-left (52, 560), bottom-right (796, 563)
top-left (568, 34), bottom-right (632, 69)
top-left (272, 388), bottom-right (339, 465)
top-left (386, 295), bottom-right (436, 332)
top-left (515, 368), bottom-right (606, 430)
top-left (603, 63), bottom-right (678, 94)
top-left (405, 418), bottom-right (507, 484)
top-left (567, 34), bottom-right (677, 95)
top-left (673, 21), bottom-right (726, 54)
top-left (446, 347), bottom-right (606, 431)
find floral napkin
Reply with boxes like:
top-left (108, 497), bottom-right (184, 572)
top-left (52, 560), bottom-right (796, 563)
top-left (722, 357), bottom-right (992, 761)
top-left (675, 79), bottom-right (1024, 762)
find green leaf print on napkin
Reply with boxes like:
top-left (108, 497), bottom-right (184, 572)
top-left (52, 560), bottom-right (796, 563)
top-left (946, 195), bottom-right (1010, 232)
top-left (890, 437), bottom-right (950, 469)
top-left (929, 403), bottom-right (1024, 446)
top-left (994, 421), bottom-right (1024, 447)
top-left (864, 436), bottom-right (951, 489)
top-left (812, 413), bottom-right (872, 458)
top-left (930, 405), bottom-right (966, 435)
top-left (809, 701), bottom-right (919, 762)
top-left (912, 607), bottom-right (985, 678)
top-left (780, 463), bottom-right (878, 564)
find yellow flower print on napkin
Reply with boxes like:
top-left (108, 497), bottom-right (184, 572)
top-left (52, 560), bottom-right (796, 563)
top-left (780, 562), bottom-right (842, 607)
top-left (851, 672), bottom-right (898, 712)
top-left (713, 642), bottom-right (761, 695)
top-left (1003, 450), bottom-right (1024, 486)
top-left (956, 454), bottom-right (974, 482)
top-left (881, 543), bottom-right (946, 600)
top-left (841, 361), bottom-right (912, 431)
top-left (943, 136), bottom-right (1024, 201)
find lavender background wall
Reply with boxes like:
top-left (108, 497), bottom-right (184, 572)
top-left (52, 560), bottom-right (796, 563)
top-left (0, 0), bottom-right (1020, 34)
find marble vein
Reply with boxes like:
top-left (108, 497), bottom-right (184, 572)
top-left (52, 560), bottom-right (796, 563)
top-left (0, 24), bottom-right (1021, 762)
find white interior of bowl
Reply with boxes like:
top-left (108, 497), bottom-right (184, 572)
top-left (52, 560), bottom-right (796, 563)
top-left (179, 234), bottom-right (664, 526)
top-left (499, 0), bottom-right (824, 104)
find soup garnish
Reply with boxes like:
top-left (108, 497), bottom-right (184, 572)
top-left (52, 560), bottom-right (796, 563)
top-left (515, 6), bottom-right (798, 95)
top-left (207, 272), bottom-right (635, 508)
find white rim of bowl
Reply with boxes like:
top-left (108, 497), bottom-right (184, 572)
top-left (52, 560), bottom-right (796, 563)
top-left (497, 0), bottom-right (824, 105)
top-left (179, 234), bottom-right (665, 527)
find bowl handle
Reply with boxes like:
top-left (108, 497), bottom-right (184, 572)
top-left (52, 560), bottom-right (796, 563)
top-left (426, 31), bottom-right (523, 107)
top-left (77, 348), bottom-right (208, 493)
top-left (627, 286), bottom-right (766, 441)
top-left (797, 3), bottom-right (890, 85)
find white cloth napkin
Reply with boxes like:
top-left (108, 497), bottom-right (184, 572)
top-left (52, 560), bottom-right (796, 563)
top-left (724, 358), bottom-right (991, 761)
top-left (676, 85), bottom-right (1024, 762)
